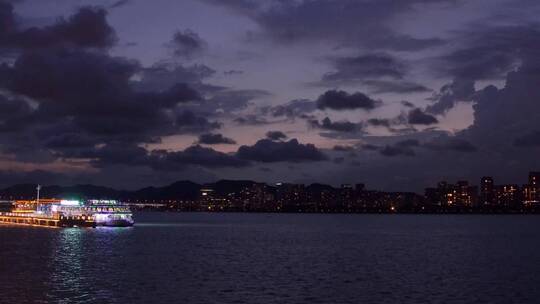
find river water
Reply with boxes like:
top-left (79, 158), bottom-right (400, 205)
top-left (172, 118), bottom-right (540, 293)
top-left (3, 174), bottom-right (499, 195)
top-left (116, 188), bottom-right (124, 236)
top-left (1, 213), bottom-right (540, 304)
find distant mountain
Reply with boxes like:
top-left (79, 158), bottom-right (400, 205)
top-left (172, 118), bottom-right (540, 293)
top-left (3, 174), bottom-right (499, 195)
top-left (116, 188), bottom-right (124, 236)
top-left (0, 184), bottom-right (39, 199)
top-left (204, 180), bottom-right (259, 196)
top-left (306, 183), bottom-right (337, 193)
top-left (131, 180), bottom-right (201, 201)
top-left (0, 180), bottom-right (349, 202)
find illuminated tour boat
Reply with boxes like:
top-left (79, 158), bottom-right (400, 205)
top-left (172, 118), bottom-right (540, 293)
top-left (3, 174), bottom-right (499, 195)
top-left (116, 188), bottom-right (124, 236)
top-left (0, 186), bottom-right (134, 228)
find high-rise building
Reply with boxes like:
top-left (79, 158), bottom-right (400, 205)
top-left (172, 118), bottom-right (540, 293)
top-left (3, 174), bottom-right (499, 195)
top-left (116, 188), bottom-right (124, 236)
top-left (275, 183), bottom-right (307, 212)
top-left (523, 185), bottom-right (536, 205)
top-left (436, 181), bottom-right (455, 206)
top-left (524, 172), bottom-right (540, 205)
top-left (495, 184), bottom-right (520, 208)
top-left (355, 183), bottom-right (365, 192)
top-left (480, 176), bottom-right (494, 205)
top-left (456, 181), bottom-right (469, 206)
top-left (529, 172), bottom-right (540, 187)
top-left (453, 181), bottom-right (477, 207)
top-left (340, 184), bottom-right (355, 211)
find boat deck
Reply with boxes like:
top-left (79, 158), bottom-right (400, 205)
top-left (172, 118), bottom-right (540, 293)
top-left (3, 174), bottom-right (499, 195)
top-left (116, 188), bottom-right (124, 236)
top-left (0, 213), bottom-right (96, 228)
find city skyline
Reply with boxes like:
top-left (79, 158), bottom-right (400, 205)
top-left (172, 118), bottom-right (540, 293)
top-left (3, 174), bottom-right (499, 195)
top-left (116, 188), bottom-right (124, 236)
top-left (0, 1), bottom-right (540, 192)
top-left (2, 171), bottom-right (540, 213)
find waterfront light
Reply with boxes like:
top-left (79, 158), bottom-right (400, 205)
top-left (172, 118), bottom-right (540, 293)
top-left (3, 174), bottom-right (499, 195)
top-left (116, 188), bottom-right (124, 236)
top-left (60, 200), bottom-right (81, 206)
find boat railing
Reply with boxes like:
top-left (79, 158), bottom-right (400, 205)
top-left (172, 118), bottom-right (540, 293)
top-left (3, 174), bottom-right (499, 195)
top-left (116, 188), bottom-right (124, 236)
top-left (0, 211), bottom-right (56, 219)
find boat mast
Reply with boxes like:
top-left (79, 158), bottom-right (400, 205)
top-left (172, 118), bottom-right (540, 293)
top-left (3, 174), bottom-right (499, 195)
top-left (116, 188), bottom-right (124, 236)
top-left (36, 184), bottom-right (41, 210)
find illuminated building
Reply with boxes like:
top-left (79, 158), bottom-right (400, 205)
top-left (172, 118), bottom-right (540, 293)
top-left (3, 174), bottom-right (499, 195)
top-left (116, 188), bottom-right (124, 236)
top-left (339, 184), bottom-right (355, 211)
top-left (495, 184), bottom-right (520, 208)
top-left (436, 181), bottom-right (455, 207)
top-left (199, 188), bottom-right (230, 211)
top-left (524, 172), bottom-right (540, 205)
top-left (456, 181), bottom-right (476, 207)
top-left (480, 177), bottom-right (494, 206)
top-left (275, 183), bottom-right (308, 212)
top-left (529, 172), bottom-right (540, 187)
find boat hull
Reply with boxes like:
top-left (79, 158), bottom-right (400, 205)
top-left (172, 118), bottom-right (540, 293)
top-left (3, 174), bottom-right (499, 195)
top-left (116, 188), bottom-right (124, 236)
top-left (99, 219), bottom-right (134, 227)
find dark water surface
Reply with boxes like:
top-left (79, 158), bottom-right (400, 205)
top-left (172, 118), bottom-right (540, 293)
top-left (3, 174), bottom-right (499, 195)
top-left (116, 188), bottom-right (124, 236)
top-left (1, 213), bottom-right (540, 304)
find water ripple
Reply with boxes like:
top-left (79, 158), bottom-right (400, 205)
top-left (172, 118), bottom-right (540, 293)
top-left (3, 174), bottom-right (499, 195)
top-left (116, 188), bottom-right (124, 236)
top-left (1, 213), bottom-right (540, 303)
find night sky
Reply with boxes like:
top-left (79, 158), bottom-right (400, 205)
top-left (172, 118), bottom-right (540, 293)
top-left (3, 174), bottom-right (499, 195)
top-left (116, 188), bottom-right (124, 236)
top-left (0, 0), bottom-right (539, 191)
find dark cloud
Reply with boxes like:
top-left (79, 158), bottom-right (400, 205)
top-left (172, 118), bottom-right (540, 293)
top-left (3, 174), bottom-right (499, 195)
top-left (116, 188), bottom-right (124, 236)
top-left (82, 143), bottom-right (249, 170)
top-left (428, 25), bottom-right (540, 113)
top-left (316, 90), bottom-right (379, 111)
top-left (361, 144), bottom-right (380, 151)
top-left (0, 1), bottom-right (15, 38)
top-left (424, 137), bottom-right (477, 152)
top-left (237, 139), bottom-right (328, 163)
top-left (309, 117), bottom-right (363, 133)
top-left (333, 157), bottom-right (345, 164)
top-left (380, 145), bottom-right (415, 157)
top-left (436, 25), bottom-right (540, 81)
top-left (204, 0), bottom-right (449, 51)
top-left (169, 29), bottom-right (207, 59)
top-left (363, 80), bottom-right (431, 94)
top-left (110, 0), bottom-right (131, 9)
top-left (0, 48), bottom-right (204, 145)
top-left (44, 133), bottom-right (96, 149)
top-left (148, 83), bottom-right (202, 108)
top-left (233, 115), bottom-right (270, 126)
top-left (408, 108), bottom-right (438, 125)
top-left (197, 133), bottom-right (236, 145)
top-left (150, 145), bottom-right (248, 169)
top-left (3, 48), bottom-right (137, 102)
top-left (367, 118), bottom-right (391, 128)
top-left (270, 99), bottom-right (316, 118)
top-left (0, 2), bottom-right (235, 175)
top-left (88, 144), bottom-right (149, 167)
top-left (426, 78), bottom-right (475, 114)
top-left (333, 145), bottom-right (355, 152)
top-left (463, 56), bottom-right (540, 153)
top-left (138, 63), bottom-right (216, 91)
top-left (208, 89), bottom-right (271, 112)
top-left (401, 100), bottom-right (415, 108)
top-left (224, 70), bottom-right (244, 75)
top-left (0, 94), bottom-right (31, 132)
top-left (388, 126), bottom-right (418, 135)
top-left (321, 53), bottom-right (405, 84)
top-left (396, 139), bottom-right (420, 147)
top-left (266, 131), bottom-right (287, 141)
top-left (359, 139), bottom-right (419, 157)
top-left (175, 111), bottom-right (221, 134)
top-left (0, 5), bottom-right (117, 49)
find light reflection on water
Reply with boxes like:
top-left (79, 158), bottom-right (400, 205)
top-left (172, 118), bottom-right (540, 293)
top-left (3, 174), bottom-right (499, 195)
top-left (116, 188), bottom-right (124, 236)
top-left (47, 229), bottom-right (88, 303)
top-left (46, 229), bottom-right (101, 303)
top-left (41, 227), bottom-right (134, 304)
